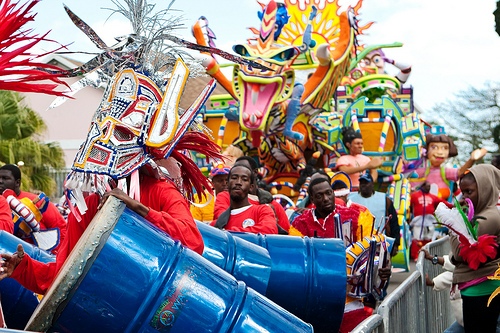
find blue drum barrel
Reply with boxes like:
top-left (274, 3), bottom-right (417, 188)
top-left (0, 231), bottom-right (54, 329)
top-left (196, 221), bottom-right (271, 294)
top-left (231, 232), bottom-right (346, 333)
top-left (25, 198), bottom-right (313, 333)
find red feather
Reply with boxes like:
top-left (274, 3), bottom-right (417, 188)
top-left (336, 205), bottom-right (359, 241)
top-left (0, 0), bottom-right (69, 96)
top-left (169, 131), bottom-right (224, 201)
top-left (459, 234), bottom-right (498, 270)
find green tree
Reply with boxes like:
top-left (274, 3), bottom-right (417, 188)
top-left (0, 90), bottom-right (65, 196)
top-left (425, 81), bottom-right (500, 164)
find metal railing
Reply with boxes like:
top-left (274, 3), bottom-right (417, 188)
top-left (352, 236), bottom-right (453, 333)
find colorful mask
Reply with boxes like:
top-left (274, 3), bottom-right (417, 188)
top-left (55, 3), bottom-right (224, 217)
top-left (65, 60), bottom-right (218, 199)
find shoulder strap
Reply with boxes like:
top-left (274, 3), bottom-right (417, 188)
top-left (214, 207), bottom-right (231, 229)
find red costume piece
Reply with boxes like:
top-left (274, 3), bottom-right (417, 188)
top-left (210, 204), bottom-right (278, 234)
top-left (0, 196), bottom-right (13, 234)
top-left (214, 191), bottom-right (290, 232)
top-left (291, 209), bottom-right (340, 238)
top-left (290, 205), bottom-right (365, 241)
top-left (410, 191), bottom-right (453, 217)
top-left (17, 191), bottom-right (67, 254)
top-left (339, 305), bottom-right (373, 333)
top-left (11, 176), bottom-right (203, 295)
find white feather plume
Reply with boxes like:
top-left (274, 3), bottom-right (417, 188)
top-left (434, 202), bottom-right (476, 244)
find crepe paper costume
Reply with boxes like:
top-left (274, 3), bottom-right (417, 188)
top-left (3, 189), bottom-right (64, 253)
top-left (42, 1), bottom-right (224, 220)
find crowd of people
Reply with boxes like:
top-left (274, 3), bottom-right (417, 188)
top-left (0, 130), bottom-right (499, 332)
top-left (1, 143), bottom-right (499, 333)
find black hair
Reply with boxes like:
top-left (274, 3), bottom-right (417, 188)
top-left (308, 177), bottom-right (331, 197)
top-left (341, 126), bottom-right (362, 146)
top-left (0, 164), bottom-right (21, 181)
top-left (234, 156), bottom-right (259, 171)
top-left (293, 155), bottom-right (320, 191)
top-left (313, 169), bottom-right (331, 183)
top-left (229, 164), bottom-right (255, 184)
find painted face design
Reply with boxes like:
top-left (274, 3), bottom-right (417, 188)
top-left (71, 60), bottom-right (192, 180)
top-left (72, 69), bottom-right (163, 178)
top-left (427, 142), bottom-right (450, 168)
top-left (362, 50), bottom-right (385, 74)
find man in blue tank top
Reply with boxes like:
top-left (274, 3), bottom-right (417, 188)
top-left (349, 171), bottom-right (400, 256)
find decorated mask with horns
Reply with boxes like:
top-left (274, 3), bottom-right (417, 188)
top-left (54, 2), bottom-right (224, 216)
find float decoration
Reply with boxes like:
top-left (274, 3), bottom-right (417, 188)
top-left (194, 0), bottom-right (368, 180)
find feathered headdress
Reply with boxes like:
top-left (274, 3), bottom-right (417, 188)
top-left (0, 0), bottom-right (69, 95)
top-left (435, 199), bottom-right (498, 270)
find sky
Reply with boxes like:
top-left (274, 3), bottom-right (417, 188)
top-left (27, 0), bottom-right (500, 116)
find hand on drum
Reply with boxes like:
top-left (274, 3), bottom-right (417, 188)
top-left (99, 188), bottom-right (150, 217)
top-left (0, 244), bottom-right (24, 280)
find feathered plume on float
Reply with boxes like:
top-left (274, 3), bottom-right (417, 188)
top-left (435, 199), bottom-right (498, 270)
top-left (0, 0), bottom-right (69, 95)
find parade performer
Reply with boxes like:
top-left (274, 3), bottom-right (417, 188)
top-left (289, 175), bottom-right (392, 332)
top-left (190, 164), bottom-right (230, 224)
top-left (0, 1), bottom-right (224, 295)
top-left (409, 181), bottom-right (453, 259)
top-left (435, 165), bottom-right (500, 331)
top-left (290, 176), bottom-right (364, 240)
top-left (213, 156), bottom-right (290, 234)
top-left (349, 171), bottom-right (400, 256)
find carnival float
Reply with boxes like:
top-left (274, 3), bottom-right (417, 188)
top-left (0, 0), bottom-right (481, 332)
top-left (193, 0), bottom-right (422, 272)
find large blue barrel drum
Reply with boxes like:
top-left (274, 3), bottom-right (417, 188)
top-left (230, 232), bottom-right (347, 333)
top-left (25, 197), bottom-right (313, 332)
top-left (0, 231), bottom-right (54, 329)
top-left (196, 221), bottom-right (272, 295)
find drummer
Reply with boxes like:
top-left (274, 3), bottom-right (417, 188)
top-left (0, 71), bottom-right (222, 295)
